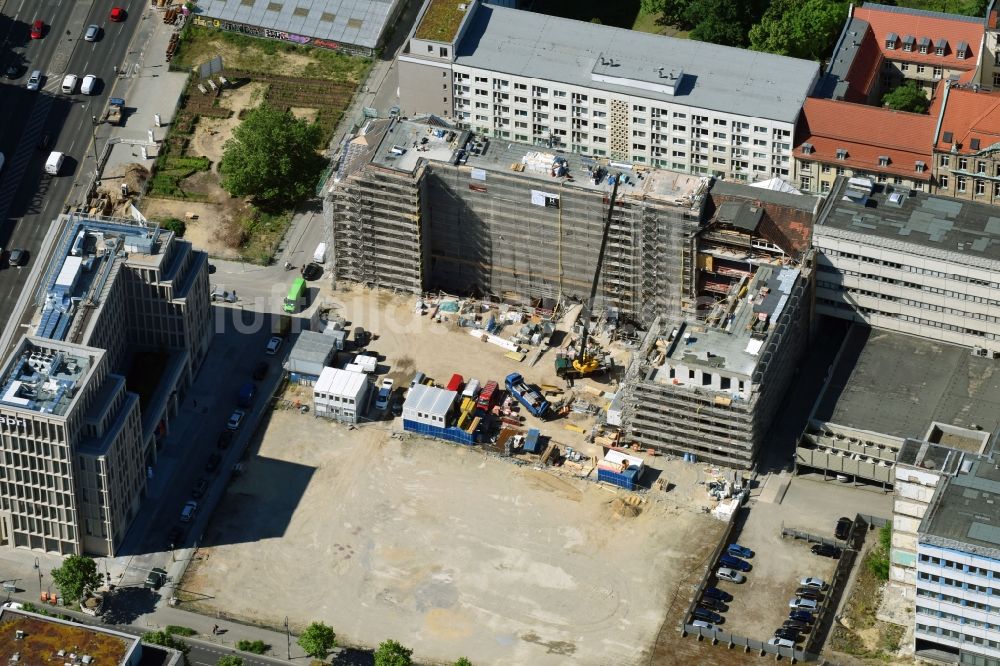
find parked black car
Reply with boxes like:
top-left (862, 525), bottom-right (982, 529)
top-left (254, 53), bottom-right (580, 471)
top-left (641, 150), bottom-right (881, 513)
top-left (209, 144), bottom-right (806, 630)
top-left (692, 607), bottom-right (723, 624)
top-left (699, 597), bottom-right (728, 613)
top-left (704, 587), bottom-right (733, 602)
top-left (205, 453), bottom-right (222, 473)
top-left (812, 543), bottom-right (841, 559)
top-left (836, 516), bottom-right (853, 540)
top-left (794, 587), bottom-right (824, 600)
top-left (789, 610), bottom-right (815, 624)
top-left (217, 430), bottom-right (234, 449)
top-left (774, 628), bottom-right (802, 642)
top-left (783, 620), bottom-right (810, 633)
top-left (252, 361), bottom-right (268, 380)
top-left (165, 525), bottom-right (186, 549)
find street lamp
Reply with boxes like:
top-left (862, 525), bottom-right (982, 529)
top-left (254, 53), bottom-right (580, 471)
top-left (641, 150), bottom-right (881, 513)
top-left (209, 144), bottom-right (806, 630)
top-left (32, 557), bottom-right (41, 595)
top-left (285, 616), bottom-right (290, 659)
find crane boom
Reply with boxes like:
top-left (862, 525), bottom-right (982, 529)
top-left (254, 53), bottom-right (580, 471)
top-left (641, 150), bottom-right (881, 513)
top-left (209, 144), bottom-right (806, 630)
top-left (573, 175), bottom-right (621, 373)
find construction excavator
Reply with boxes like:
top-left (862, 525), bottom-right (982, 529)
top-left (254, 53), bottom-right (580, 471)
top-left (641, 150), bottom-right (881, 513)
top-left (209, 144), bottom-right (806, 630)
top-left (555, 175), bottom-right (621, 380)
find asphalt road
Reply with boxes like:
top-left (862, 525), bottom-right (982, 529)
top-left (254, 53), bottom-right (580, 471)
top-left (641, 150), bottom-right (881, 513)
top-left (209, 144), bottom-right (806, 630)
top-left (0, 0), bottom-right (142, 335)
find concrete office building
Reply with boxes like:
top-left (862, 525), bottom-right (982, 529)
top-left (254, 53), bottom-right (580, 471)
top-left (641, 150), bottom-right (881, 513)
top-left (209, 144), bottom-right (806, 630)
top-left (327, 116), bottom-right (708, 324)
top-left (914, 437), bottom-right (1000, 665)
top-left (0, 215), bottom-right (211, 556)
top-left (813, 176), bottom-right (1000, 354)
top-left (795, 326), bottom-right (1000, 488)
top-left (398, 0), bottom-right (819, 182)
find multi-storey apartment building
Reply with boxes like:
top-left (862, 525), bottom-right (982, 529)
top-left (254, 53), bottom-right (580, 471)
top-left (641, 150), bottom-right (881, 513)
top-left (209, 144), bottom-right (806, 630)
top-left (813, 176), bottom-right (1000, 354)
top-left (0, 216), bottom-right (211, 555)
top-left (915, 438), bottom-right (1000, 665)
top-left (932, 83), bottom-right (1000, 204)
top-left (793, 97), bottom-right (935, 195)
top-left (398, 0), bottom-right (819, 183)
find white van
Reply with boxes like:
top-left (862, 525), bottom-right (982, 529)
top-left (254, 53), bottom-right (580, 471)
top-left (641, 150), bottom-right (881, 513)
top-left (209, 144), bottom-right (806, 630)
top-left (61, 74), bottom-right (77, 94)
top-left (81, 74), bottom-right (97, 95)
top-left (313, 242), bottom-right (327, 263)
top-left (45, 151), bottom-right (65, 175)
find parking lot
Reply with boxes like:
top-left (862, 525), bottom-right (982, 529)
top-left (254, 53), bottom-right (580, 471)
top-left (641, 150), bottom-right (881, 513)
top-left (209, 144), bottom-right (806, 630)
top-left (700, 477), bottom-right (892, 648)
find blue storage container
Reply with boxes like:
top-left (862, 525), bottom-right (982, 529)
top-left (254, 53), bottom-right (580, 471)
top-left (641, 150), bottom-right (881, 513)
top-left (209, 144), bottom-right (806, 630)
top-left (524, 428), bottom-right (541, 453)
top-left (598, 467), bottom-right (640, 490)
top-left (403, 419), bottom-right (478, 445)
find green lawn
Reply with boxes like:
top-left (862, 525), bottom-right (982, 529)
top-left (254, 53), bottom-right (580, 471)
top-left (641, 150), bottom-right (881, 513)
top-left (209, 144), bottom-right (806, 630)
top-left (172, 25), bottom-right (370, 83)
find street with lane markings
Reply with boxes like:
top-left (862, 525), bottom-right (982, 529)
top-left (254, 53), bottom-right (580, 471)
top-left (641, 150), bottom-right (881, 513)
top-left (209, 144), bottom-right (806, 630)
top-left (0, 0), bottom-right (142, 333)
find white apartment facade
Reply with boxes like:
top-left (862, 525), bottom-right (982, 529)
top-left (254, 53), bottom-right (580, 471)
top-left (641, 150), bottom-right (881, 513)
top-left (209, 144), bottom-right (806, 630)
top-left (399, 0), bottom-right (819, 182)
top-left (814, 177), bottom-right (1000, 355)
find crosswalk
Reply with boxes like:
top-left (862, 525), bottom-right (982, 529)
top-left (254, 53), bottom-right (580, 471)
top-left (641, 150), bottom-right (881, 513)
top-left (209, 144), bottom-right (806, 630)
top-left (0, 92), bottom-right (56, 225)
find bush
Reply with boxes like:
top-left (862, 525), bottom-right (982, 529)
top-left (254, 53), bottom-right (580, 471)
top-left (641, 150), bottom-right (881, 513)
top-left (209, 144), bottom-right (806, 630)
top-left (166, 625), bottom-right (197, 637)
top-left (235, 639), bottom-right (269, 654)
top-left (161, 217), bottom-right (187, 237)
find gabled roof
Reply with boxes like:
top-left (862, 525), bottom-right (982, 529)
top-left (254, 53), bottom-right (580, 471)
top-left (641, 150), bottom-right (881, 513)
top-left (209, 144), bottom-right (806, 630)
top-left (795, 97), bottom-right (935, 180)
top-left (855, 4), bottom-right (982, 75)
top-left (934, 85), bottom-right (1000, 154)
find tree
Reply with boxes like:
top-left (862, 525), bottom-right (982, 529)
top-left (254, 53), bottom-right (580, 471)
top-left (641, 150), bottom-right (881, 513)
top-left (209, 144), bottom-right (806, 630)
top-left (143, 630), bottom-right (190, 662)
top-left (749, 0), bottom-right (848, 60)
top-left (881, 81), bottom-right (930, 114)
top-left (641, 0), bottom-right (698, 28)
top-left (296, 622), bottom-right (337, 659)
top-left (219, 105), bottom-right (326, 209)
top-left (454, 659), bottom-right (474, 666)
top-left (216, 657), bottom-right (244, 666)
top-left (684, 0), bottom-right (765, 47)
top-left (50, 555), bottom-right (103, 603)
top-left (374, 640), bottom-right (413, 666)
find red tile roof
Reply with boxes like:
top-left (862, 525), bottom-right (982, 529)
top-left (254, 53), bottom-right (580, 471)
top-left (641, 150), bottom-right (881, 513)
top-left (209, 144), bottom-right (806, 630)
top-left (795, 97), bottom-right (935, 180)
top-left (935, 85), bottom-right (1000, 153)
top-left (854, 5), bottom-right (982, 73)
top-left (842, 29), bottom-right (885, 101)
top-left (706, 194), bottom-right (814, 258)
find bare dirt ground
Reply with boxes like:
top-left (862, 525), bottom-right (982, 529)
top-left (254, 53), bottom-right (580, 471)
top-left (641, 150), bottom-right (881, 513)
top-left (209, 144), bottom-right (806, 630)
top-left (289, 107), bottom-right (319, 122)
top-left (174, 285), bottom-right (745, 664)
top-left (180, 409), bottom-right (724, 665)
top-left (141, 83), bottom-right (268, 258)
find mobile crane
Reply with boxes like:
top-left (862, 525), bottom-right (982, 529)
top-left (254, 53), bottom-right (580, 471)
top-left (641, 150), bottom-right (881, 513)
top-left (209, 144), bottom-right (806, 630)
top-left (555, 175), bottom-right (621, 380)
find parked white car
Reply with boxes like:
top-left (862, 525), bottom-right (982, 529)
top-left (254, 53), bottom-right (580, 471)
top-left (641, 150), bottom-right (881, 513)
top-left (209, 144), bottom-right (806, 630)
top-left (81, 74), bottom-right (97, 95)
top-left (788, 597), bottom-right (818, 611)
top-left (799, 577), bottom-right (827, 590)
top-left (716, 567), bottom-right (745, 583)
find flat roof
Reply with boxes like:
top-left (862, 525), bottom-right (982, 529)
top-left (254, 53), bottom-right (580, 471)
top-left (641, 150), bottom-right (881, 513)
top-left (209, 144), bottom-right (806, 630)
top-left (365, 117), bottom-right (707, 203)
top-left (897, 438), bottom-right (968, 475)
top-left (0, 337), bottom-right (97, 417)
top-left (814, 327), bottom-right (1000, 440)
top-left (815, 176), bottom-right (1000, 267)
top-left (194, 0), bottom-right (403, 50)
top-left (658, 264), bottom-right (801, 379)
top-left (921, 455), bottom-right (1000, 558)
top-left (403, 383), bottom-right (457, 417)
top-left (0, 607), bottom-right (140, 665)
top-left (36, 215), bottom-right (169, 342)
top-left (315, 366), bottom-right (367, 397)
top-left (414, 0), bottom-right (471, 42)
top-left (454, 5), bottom-right (819, 124)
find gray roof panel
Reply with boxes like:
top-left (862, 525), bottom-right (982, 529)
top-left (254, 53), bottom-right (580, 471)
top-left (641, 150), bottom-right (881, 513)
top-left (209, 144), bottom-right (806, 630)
top-left (195, 0), bottom-right (403, 49)
top-left (453, 5), bottom-right (819, 124)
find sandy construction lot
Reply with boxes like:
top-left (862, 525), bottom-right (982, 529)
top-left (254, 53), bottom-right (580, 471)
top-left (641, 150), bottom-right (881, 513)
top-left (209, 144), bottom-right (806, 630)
top-left (181, 409), bottom-right (721, 664)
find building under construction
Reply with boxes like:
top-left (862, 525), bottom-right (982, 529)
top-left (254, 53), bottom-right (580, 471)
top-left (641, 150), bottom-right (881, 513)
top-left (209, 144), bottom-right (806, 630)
top-left (618, 186), bottom-right (818, 469)
top-left (326, 116), bottom-right (819, 468)
top-left (325, 116), bottom-right (708, 325)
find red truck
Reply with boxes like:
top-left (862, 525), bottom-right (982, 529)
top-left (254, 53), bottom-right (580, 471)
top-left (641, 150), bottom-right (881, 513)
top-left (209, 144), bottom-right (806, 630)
top-left (476, 380), bottom-right (499, 411)
top-left (446, 373), bottom-right (464, 392)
